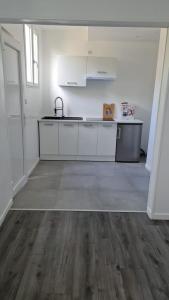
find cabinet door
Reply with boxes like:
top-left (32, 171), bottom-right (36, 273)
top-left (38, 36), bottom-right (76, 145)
top-left (39, 122), bottom-right (59, 155)
top-left (78, 123), bottom-right (98, 155)
top-left (59, 122), bottom-right (78, 155)
top-left (97, 123), bottom-right (117, 156)
top-left (58, 56), bottom-right (87, 87)
top-left (87, 57), bottom-right (116, 79)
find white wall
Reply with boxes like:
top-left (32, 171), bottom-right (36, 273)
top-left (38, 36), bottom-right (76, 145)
top-left (41, 27), bottom-right (159, 151)
top-left (0, 28), bottom-right (13, 224)
top-left (0, 0), bottom-right (169, 27)
top-left (146, 29), bottom-right (167, 172)
top-left (147, 29), bottom-right (169, 219)
top-left (3, 24), bottom-right (42, 175)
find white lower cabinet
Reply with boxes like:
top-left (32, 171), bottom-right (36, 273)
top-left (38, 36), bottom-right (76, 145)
top-left (39, 121), bottom-right (117, 160)
top-left (39, 122), bottom-right (59, 155)
top-left (78, 123), bottom-right (98, 156)
top-left (59, 122), bottom-right (78, 155)
top-left (97, 123), bottom-right (117, 156)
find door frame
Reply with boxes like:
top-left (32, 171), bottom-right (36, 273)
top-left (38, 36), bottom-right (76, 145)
top-left (0, 20), bottom-right (167, 219)
top-left (1, 29), bottom-right (26, 196)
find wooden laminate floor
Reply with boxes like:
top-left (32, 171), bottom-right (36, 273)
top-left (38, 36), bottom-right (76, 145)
top-left (0, 210), bottom-right (169, 300)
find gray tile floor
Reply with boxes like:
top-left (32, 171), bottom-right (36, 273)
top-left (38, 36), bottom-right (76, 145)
top-left (12, 161), bottom-right (150, 211)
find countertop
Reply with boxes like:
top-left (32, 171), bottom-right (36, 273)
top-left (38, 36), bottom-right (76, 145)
top-left (38, 117), bottom-right (143, 124)
top-left (115, 119), bottom-right (143, 124)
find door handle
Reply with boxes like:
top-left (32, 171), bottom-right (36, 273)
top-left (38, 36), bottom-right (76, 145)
top-left (117, 127), bottom-right (121, 139)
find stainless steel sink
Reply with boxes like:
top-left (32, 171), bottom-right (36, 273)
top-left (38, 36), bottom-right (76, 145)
top-left (42, 116), bottom-right (83, 120)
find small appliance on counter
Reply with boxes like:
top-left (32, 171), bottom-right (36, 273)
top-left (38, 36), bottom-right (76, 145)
top-left (103, 103), bottom-right (115, 121)
top-left (121, 102), bottom-right (135, 119)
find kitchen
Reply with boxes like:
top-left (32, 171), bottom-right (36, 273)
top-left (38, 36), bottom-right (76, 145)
top-left (39, 100), bottom-right (143, 162)
top-left (2, 24), bottom-right (160, 211)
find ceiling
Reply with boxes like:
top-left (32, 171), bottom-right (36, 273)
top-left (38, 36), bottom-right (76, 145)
top-left (39, 25), bottom-right (160, 42)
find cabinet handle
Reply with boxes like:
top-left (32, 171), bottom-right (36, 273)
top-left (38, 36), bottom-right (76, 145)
top-left (97, 71), bottom-right (107, 74)
top-left (63, 123), bottom-right (74, 127)
top-left (67, 82), bottom-right (78, 85)
top-left (83, 123), bottom-right (94, 127)
top-left (43, 123), bottom-right (54, 126)
top-left (117, 127), bottom-right (121, 139)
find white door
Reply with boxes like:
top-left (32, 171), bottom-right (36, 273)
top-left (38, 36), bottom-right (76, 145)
top-left (59, 122), bottom-right (78, 155)
top-left (78, 123), bottom-right (98, 156)
top-left (97, 123), bottom-right (117, 156)
top-left (39, 122), bottom-right (59, 155)
top-left (3, 44), bottom-right (24, 192)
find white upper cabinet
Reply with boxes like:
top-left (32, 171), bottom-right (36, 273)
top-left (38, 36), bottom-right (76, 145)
top-left (87, 57), bottom-right (117, 80)
top-left (57, 56), bottom-right (87, 87)
top-left (57, 56), bottom-right (117, 86)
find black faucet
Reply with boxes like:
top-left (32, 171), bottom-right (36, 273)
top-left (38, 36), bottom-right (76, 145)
top-left (54, 97), bottom-right (64, 117)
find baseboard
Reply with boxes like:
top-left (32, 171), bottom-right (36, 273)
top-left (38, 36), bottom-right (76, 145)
top-left (0, 198), bottom-right (13, 227)
top-left (147, 206), bottom-right (169, 220)
top-left (12, 159), bottom-right (39, 197)
top-left (149, 212), bottom-right (169, 220)
top-left (40, 155), bottom-right (115, 162)
top-left (13, 175), bottom-right (27, 197)
top-left (147, 206), bottom-right (153, 219)
top-left (26, 158), bottom-right (39, 177)
top-left (11, 208), bottom-right (146, 213)
top-left (145, 163), bottom-right (151, 172)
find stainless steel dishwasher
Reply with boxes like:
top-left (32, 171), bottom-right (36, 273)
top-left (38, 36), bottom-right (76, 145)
top-left (115, 123), bottom-right (143, 162)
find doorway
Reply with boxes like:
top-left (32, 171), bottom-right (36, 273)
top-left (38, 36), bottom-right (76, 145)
top-left (1, 24), bottom-right (158, 212)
